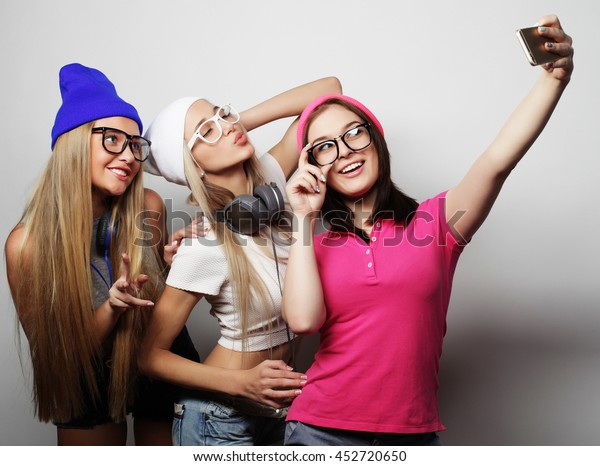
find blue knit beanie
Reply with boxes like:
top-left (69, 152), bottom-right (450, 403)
top-left (51, 63), bottom-right (143, 149)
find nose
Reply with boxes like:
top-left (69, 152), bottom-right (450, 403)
top-left (337, 139), bottom-right (352, 159)
top-left (221, 119), bottom-right (236, 136)
top-left (118, 144), bottom-right (136, 164)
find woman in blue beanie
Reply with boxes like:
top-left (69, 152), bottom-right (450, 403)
top-left (5, 63), bottom-right (200, 445)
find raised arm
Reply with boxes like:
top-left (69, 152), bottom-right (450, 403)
top-left (282, 148), bottom-right (331, 335)
top-left (240, 76), bottom-right (342, 179)
top-left (445, 15), bottom-right (573, 242)
top-left (139, 285), bottom-right (305, 408)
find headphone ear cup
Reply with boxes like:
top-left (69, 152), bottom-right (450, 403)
top-left (253, 182), bottom-right (284, 221)
top-left (221, 195), bottom-right (264, 235)
top-left (216, 183), bottom-right (284, 236)
top-left (96, 214), bottom-right (116, 256)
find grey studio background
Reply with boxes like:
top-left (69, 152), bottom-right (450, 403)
top-left (1, 0), bottom-right (598, 446)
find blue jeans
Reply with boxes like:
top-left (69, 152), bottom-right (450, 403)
top-left (285, 421), bottom-right (441, 446)
top-left (173, 396), bottom-right (285, 446)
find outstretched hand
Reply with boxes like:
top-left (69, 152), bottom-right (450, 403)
top-left (537, 15), bottom-right (574, 83)
top-left (239, 360), bottom-right (307, 409)
top-left (108, 253), bottom-right (154, 313)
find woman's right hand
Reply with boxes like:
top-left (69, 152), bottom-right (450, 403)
top-left (285, 145), bottom-right (330, 219)
top-left (108, 253), bottom-right (155, 313)
top-left (164, 216), bottom-right (207, 266)
top-left (238, 359), bottom-right (307, 408)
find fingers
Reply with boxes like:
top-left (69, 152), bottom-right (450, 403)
top-left (291, 160), bottom-right (327, 194)
top-left (119, 253), bottom-right (131, 288)
top-left (535, 15), bottom-right (573, 76)
top-left (298, 143), bottom-right (310, 169)
top-left (536, 16), bottom-right (572, 46)
top-left (169, 216), bottom-right (208, 244)
top-left (536, 14), bottom-right (561, 30)
top-left (134, 274), bottom-right (150, 289)
top-left (110, 254), bottom-right (154, 312)
top-left (109, 292), bottom-right (154, 312)
top-left (109, 280), bottom-right (154, 311)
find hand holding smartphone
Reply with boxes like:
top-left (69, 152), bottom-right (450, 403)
top-left (516, 27), bottom-right (557, 66)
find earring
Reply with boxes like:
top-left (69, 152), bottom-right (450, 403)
top-left (200, 171), bottom-right (205, 178)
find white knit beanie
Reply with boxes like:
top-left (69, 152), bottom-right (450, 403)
top-left (143, 96), bottom-right (201, 186)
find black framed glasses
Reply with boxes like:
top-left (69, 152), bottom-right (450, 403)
top-left (307, 123), bottom-right (372, 166)
top-left (92, 127), bottom-right (151, 162)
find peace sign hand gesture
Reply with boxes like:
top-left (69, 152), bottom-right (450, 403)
top-left (108, 253), bottom-right (154, 313)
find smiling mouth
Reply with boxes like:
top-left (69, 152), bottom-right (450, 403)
top-left (109, 167), bottom-right (130, 177)
top-left (340, 161), bottom-right (364, 174)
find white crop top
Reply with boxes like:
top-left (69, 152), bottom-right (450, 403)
top-left (166, 153), bottom-right (294, 352)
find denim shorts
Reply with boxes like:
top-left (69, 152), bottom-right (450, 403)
top-left (285, 421), bottom-right (441, 446)
top-left (172, 395), bottom-right (285, 446)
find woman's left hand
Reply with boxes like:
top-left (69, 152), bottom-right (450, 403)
top-left (537, 15), bottom-right (574, 83)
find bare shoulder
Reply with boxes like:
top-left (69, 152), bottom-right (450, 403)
top-left (5, 225), bottom-right (30, 296)
top-left (5, 224), bottom-right (26, 268)
top-left (143, 188), bottom-right (165, 214)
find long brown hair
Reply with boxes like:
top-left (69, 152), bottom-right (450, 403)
top-left (302, 98), bottom-right (419, 235)
top-left (13, 122), bottom-right (163, 422)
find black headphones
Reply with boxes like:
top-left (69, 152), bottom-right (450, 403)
top-left (93, 213), bottom-right (116, 286)
top-left (215, 182), bottom-right (284, 235)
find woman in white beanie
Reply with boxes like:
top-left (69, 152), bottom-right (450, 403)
top-left (139, 76), bottom-right (341, 445)
top-left (5, 63), bottom-right (200, 445)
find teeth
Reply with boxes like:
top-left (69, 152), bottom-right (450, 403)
top-left (110, 168), bottom-right (128, 177)
top-left (341, 162), bottom-right (363, 174)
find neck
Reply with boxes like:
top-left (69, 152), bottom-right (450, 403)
top-left (91, 189), bottom-right (108, 218)
top-left (205, 164), bottom-right (250, 197)
top-left (347, 190), bottom-right (376, 231)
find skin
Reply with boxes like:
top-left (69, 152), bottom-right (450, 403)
top-left (282, 15), bottom-right (573, 336)
top-left (139, 77), bottom-right (342, 410)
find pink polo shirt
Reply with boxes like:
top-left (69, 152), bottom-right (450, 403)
top-left (286, 192), bottom-right (465, 433)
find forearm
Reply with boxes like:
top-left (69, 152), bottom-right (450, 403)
top-left (140, 346), bottom-right (245, 396)
top-left (484, 72), bottom-right (568, 175)
top-left (282, 214), bottom-right (326, 335)
top-left (240, 77), bottom-right (341, 131)
top-left (93, 300), bottom-right (122, 342)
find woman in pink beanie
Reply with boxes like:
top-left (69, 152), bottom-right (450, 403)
top-left (5, 63), bottom-right (200, 445)
top-left (283, 15), bottom-right (573, 445)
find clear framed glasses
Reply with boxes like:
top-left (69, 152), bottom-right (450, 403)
top-left (91, 127), bottom-right (151, 162)
top-left (187, 104), bottom-right (241, 149)
top-left (307, 123), bottom-right (372, 166)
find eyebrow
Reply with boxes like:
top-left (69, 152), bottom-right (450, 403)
top-left (311, 120), bottom-right (363, 145)
top-left (192, 106), bottom-right (220, 133)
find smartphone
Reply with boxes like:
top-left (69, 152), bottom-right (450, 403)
top-left (516, 27), bottom-right (556, 66)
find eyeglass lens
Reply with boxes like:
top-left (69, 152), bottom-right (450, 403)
top-left (101, 128), bottom-right (150, 162)
top-left (197, 105), bottom-right (240, 144)
top-left (310, 124), bottom-right (371, 165)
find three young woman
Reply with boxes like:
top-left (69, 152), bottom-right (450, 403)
top-left (5, 64), bottom-right (199, 445)
top-left (138, 77), bottom-right (342, 445)
top-left (282, 15), bottom-right (573, 445)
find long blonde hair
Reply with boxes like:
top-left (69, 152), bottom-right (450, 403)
top-left (13, 122), bottom-right (163, 422)
top-left (183, 144), bottom-right (290, 354)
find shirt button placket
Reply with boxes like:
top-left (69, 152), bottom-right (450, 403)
top-left (366, 247), bottom-right (375, 276)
